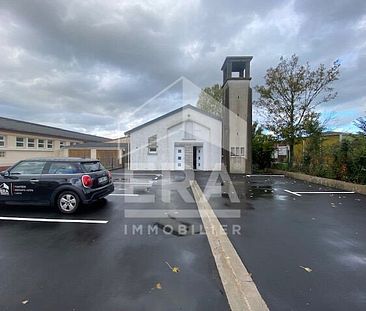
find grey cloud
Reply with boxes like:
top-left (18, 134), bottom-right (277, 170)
top-left (0, 0), bottom-right (365, 136)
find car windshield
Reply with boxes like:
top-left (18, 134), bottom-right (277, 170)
top-left (81, 161), bottom-right (105, 172)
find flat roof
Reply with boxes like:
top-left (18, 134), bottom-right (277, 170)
top-left (221, 56), bottom-right (253, 70)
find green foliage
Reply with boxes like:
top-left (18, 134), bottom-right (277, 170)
top-left (354, 116), bottom-right (366, 135)
top-left (252, 122), bottom-right (275, 170)
top-left (301, 112), bottom-right (325, 172)
top-left (331, 136), bottom-right (366, 184)
top-left (255, 54), bottom-right (340, 168)
top-left (197, 84), bottom-right (223, 117)
top-left (291, 134), bottom-right (366, 184)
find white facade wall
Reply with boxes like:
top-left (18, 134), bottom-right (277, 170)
top-left (129, 107), bottom-right (222, 171)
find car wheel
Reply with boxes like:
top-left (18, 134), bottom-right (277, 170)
top-left (57, 191), bottom-right (80, 214)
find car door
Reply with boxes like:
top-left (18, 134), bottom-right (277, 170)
top-left (37, 161), bottom-right (82, 203)
top-left (6, 161), bottom-right (46, 203)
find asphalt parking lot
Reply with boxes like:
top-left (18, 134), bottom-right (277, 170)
top-left (1, 170), bottom-right (366, 311)
top-left (195, 172), bottom-right (366, 311)
top-left (0, 172), bottom-right (227, 311)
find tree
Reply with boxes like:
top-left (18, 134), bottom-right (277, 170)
top-left (255, 54), bottom-right (340, 168)
top-left (252, 122), bottom-right (274, 170)
top-left (354, 116), bottom-right (366, 135)
top-left (197, 84), bottom-right (223, 117)
top-left (301, 112), bottom-right (325, 172)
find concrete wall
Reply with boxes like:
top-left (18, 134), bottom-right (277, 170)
top-left (271, 169), bottom-right (366, 195)
top-left (222, 79), bottom-right (251, 174)
top-left (129, 107), bottom-right (222, 171)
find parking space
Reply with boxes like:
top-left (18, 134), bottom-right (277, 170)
top-left (1, 170), bottom-right (366, 311)
top-left (195, 172), bottom-right (366, 311)
top-left (0, 171), bottom-right (228, 311)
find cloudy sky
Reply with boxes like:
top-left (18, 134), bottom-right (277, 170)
top-left (0, 0), bottom-right (365, 138)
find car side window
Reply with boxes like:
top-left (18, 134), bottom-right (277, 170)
top-left (10, 161), bottom-right (46, 175)
top-left (47, 162), bottom-right (81, 174)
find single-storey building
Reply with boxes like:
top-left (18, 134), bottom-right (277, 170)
top-left (0, 116), bottom-right (114, 170)
top-left (125, 105), bottom-right (222, 171)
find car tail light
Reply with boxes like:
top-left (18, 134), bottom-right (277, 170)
top-left (82, 175), bottom-right (93, 188)
top-left (108, 171), bottom-right (112, 180)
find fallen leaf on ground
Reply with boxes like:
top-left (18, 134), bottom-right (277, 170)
top-left (155, 282), bottom-right (162, 289)
top-left (299, 266), bottom-right (312, 273)
top-left (165, 261), bottom-right (180, 273)
top-left (22, 300), bottom-right (29, 305)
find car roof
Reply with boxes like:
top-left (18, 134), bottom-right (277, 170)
top-left (21, 157), bottom-right (99, 163)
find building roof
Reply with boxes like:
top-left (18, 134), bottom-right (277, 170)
top-left (124, 104), bottom-right (222, 135)
top-left (322, 131), bottom-right (349, 136)
top-left (0, 116), bottom-right (108, 142)
top-left (20, 157), bottom-right (97, 162)
top-left (221, 56), bottom-right (253, 70)
top-left (62, 142), bottom-right (128, 149)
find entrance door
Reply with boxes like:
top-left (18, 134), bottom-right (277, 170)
top-left (174, 147), bottom-right (185, 170)
top-left (196, 147), bottom-right (203, 170)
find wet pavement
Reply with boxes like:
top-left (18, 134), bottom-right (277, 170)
top-left (1, 170), bottom-right (366, 311)
top-left (0, 171), bottom-right (228, 311)
top-left (195, 172), bottom-right (366, 311)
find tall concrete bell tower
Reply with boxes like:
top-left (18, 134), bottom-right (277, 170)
top-left (221, 56), bottom-right (253, 174)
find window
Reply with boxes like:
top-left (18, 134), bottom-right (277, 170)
top-left (0, 151), bottom-right (5, 157)
top-left (47, 162), bottom-right (81, 174)
top-left (240, 147), bottom-right (245, 156)
top-left (81, 161), bottom-right (105, 173)
top-left (47, 140), bottom-right (53, 149)
top-left (230, 146), bottom-right (243, 157)
top-left (16, 137), bottom-right (25, 148)
top-left (148, 135), bottom-right (157, 154)
top-left (0, 135), bottom-right (5, 147)
top-left (38, 139), bottom-right (45, 148)
top-left (27, 138), bottom-right (35, 148)
top-left (59, 141), bottom-right (65, 148)
top-left (230, 147), bottom-right (236, 157)
top-left (10, 161), bottom-right (46, 175)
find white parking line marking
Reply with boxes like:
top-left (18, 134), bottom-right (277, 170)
top-left (0, 217), bottom-right (108, 224)
top-left (113, 182), bottom-right (152, 186)
top-left (190, 180), bottom-right (269, 311)
top-left (284, 189), bottom-right (302, 197)
top-left (112, 173), bottom-right (162, 177)
top-left (247, 174), bottom-right (284, 177)
top-left (296, 191), bottom-right (355, 194)
top-left (109, 193), bottom-right (140, 197)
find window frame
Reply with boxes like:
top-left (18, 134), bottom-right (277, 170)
top-left (0, 135), bottom-right (5, 148)
top-left (147, 135), bottom-right (158, 154)
top-left (38, 139), bottom-right (45, 149)
top-left (16, 137), bottom-right (25, 148)
top-left (0, 151), bottom-right (5, 157)
top-left (47, 139), bottom-right (53, 149)
top-left (27, 138), bottom-right (35, 148)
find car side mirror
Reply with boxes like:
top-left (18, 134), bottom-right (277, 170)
top-left (0, 171), bottom-right (10, 178)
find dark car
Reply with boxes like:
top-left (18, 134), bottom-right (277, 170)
top-left (0, 158), bottom-right (114, 214)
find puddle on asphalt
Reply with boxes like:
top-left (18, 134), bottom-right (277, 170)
top-left (155, 216), bottom-right (203, 236)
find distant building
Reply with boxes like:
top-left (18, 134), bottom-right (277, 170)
top-left (0, 116), bottom-right (117, 170)
top-left (272, 131), bottom-right (351, 164)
